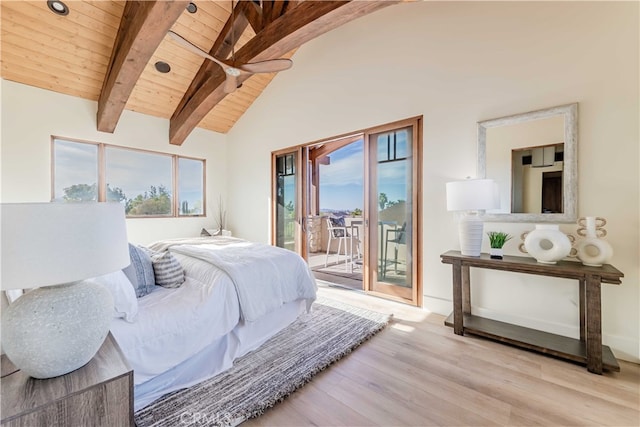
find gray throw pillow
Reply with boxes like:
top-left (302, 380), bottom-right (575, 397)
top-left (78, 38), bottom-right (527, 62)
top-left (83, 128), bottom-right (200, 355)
top-left (126, 244), bottom-right (156, 297)
top-left (149, 251), bottom-right (185, 288)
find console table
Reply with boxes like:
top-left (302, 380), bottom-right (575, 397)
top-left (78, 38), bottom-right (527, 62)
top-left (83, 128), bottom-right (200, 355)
top-left (440, 250), bottom-right (624, 374)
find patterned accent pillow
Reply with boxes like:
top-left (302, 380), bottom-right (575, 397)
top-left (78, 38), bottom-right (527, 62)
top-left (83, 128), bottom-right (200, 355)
top-left (149, 251), bottom-right (185, 288)
top-left (329, 216), bottom-right (349, 238)
top-left (124, 244), bottom-right (156, 297)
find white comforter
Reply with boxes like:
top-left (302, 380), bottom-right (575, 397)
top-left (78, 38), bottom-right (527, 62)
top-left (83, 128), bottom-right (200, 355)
top-left (112, 237), bottom-right (317, 388)
top-left (169, 240), bottom-right (317, 321)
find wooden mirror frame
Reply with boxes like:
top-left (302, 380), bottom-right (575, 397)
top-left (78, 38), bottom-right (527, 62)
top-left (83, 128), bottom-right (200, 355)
top-left (477, 103), bottom-right (578, 223)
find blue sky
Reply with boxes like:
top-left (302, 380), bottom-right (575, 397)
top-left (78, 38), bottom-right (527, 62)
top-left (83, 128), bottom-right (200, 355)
top-left (318, 138), bottom-right (408, 211)
top-left (319, 140), bottom-right (364, 211)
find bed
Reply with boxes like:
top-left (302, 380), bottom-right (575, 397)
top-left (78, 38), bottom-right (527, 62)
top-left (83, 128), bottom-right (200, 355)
top-left (101, 236), bottom-right (317, 411)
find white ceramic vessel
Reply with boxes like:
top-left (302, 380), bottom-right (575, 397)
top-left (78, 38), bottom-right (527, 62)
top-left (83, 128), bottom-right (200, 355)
top-left (524, 224), bottom-right (572, 264)
top-left (575, 217), bottom-right (613, 267)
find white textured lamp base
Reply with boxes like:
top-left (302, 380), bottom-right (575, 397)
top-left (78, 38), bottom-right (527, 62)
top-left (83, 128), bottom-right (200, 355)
top-left (1, 281), bottom-right (113, 379)
top-left (458, 213), bottom-right (484, 257)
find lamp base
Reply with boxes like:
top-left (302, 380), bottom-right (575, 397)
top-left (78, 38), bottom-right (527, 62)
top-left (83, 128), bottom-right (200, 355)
top-left (1, 281), bottom-right (113, 379)
top-left (458, 213), bottom-right (484, 257)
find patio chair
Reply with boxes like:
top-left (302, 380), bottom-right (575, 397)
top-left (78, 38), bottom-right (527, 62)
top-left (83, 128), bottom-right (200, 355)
top-left (325, 217), bottom-right (360, 269)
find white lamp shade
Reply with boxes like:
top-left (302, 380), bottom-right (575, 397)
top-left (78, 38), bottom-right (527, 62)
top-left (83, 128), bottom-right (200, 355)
top-left (446, 179), bottom-right (500, 212)
top-left (1, 202), bottom-right (130, 290)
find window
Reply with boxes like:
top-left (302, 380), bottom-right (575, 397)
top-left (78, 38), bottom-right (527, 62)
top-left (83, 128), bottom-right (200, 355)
top-left (178, 157), bottom-right (205, 215)
top-left (377, 130), bottom-right (409, 163)
top-left (52, 139), bottom-right (98, 202)
top-left (106, 146), bottom-right (173, 217)
top-left (52, 137), bottom-right (205, 218)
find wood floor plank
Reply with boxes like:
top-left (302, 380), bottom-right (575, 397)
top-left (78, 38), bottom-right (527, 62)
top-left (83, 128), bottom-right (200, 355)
top-left (350, 344), bottom-right (512, 424)
top-left (245, 284), bottom-right (640, 426)
top-left (331, 353), bottom-right (502, 426)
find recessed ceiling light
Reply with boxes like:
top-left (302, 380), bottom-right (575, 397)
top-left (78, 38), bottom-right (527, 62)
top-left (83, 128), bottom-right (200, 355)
top-left (47, 0), bottom-right (69, 16)
top-left (186, 2), bottom-right (197, 14)
top-left (154, 61), bottom-right (171, 74)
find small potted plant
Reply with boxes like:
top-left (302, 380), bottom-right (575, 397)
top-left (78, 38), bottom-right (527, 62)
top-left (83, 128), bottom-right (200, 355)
top-left (487, 231), bottom-right (512, 259)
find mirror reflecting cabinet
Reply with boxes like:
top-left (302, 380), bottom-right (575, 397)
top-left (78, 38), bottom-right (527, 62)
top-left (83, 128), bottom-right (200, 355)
top-left (478, 103), bottom-right (578, 223)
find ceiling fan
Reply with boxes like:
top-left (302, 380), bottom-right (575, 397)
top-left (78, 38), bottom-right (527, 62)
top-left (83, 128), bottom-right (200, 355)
top-left (167, 29), bottom-right (292, 93)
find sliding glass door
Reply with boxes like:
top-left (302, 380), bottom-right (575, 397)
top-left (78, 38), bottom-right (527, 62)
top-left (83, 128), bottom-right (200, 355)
top-left (366, 120), bottom-right (420, 305)
top-left (272, 117), bottom-right (422, 306)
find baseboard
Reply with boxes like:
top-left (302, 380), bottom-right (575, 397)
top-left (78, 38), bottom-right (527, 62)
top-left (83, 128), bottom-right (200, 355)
top-left (422, 294), bottom-right (453, 316)
top-left (603, 334), bottom-right (640, 364)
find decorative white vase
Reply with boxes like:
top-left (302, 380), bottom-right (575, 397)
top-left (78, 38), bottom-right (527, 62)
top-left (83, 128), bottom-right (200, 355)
top-left (524, 224), bottom-right (572, 264)
top-left (575, 217), bottom-right (613, 267)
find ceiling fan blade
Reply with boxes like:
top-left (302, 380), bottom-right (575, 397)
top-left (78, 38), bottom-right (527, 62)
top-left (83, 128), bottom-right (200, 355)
top-left (223, 73), bottom-right (238, 93)
top-left (239, 58), bottom-right (293, 74)
top-left (168, 30), bottom-right (227, 69)
top-left (168, 30), bottom-right (289, 91)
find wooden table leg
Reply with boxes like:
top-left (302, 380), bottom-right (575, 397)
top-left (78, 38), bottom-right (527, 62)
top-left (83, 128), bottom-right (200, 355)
top-left (585, 274), bottom-right (603, 374)
top-left (462, 265), bottom-right (471, 315)
top-left (452, 260), bottom-right (463, 335)
top-left (579, 279), bottom-right (586, 342)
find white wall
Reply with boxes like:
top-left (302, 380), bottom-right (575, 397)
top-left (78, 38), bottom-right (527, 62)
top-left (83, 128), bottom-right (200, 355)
top-left (1, 80), bottom-right (226, 245)
top-left (226, 2), bottom-right (639, 361)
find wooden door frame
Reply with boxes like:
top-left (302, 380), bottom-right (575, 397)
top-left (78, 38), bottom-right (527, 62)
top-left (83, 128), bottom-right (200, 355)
top-left (363, 116), bottom-right (423, 307)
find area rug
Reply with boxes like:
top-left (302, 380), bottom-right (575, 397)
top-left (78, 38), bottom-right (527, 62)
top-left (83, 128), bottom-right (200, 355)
top-left (134, 296), bottom-right (392, 427)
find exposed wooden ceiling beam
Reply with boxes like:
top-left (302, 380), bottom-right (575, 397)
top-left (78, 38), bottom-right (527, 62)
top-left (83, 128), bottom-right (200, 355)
top-left (97, 0), bottom-right (189, 133)
top-left (170, 0), bottom-right (400, 145)
top-left (243, 1), bottom-right (264, 32)
top-left (267, 1), bottom-right (289, 26)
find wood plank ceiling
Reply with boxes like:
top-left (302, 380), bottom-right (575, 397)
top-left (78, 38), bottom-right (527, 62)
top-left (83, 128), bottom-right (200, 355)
top-left (1, 1), bottom-right (400, 144)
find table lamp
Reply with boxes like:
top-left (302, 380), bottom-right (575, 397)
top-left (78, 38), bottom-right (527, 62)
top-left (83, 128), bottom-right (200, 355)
top-left (1, 202), bottom-right (129, 378)
top-left (446, 178), bottom-right (499, 256)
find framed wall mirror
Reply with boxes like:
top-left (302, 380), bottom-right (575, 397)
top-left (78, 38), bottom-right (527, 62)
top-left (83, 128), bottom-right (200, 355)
top-left (478, 103), bottom-right (578, 223)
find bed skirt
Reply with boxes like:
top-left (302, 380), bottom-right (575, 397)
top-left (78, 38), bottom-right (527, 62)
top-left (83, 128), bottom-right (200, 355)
top-left (133, 299), bottom-right (306, 411)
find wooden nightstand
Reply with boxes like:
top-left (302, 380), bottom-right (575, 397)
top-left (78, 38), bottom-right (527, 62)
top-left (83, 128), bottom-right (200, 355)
top-left (1, 333), bottom-right (133, 426)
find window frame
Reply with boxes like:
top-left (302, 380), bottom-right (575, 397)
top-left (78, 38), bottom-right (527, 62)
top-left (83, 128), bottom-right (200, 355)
top-left (51, 136), bottom-right (206, 218)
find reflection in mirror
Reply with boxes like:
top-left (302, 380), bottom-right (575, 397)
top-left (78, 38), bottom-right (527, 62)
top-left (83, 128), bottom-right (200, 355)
top-left (486, 114), bottom-right (564, 214)
top-left (511, 143), bottom-right (564, 213)
top-left (478, 103), bottom-right (577, 223)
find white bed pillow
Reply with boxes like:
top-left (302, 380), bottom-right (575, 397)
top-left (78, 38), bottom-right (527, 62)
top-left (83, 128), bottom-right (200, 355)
top-left (88, 270), bottom-right (138, 322)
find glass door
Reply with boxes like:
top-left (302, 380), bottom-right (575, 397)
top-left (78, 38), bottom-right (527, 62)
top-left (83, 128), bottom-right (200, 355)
top-left (365, 119), bottom-right (421, 305)
top-left (272, 151), bottom-right (301, 252)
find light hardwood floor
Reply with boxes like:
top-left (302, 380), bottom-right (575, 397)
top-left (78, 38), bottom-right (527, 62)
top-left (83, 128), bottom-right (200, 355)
top-left (245, 283), bottom-right (640, 427)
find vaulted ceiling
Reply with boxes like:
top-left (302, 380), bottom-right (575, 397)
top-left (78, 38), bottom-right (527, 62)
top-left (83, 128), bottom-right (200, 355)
top-left (1, 1), bottom-right (401, 145)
